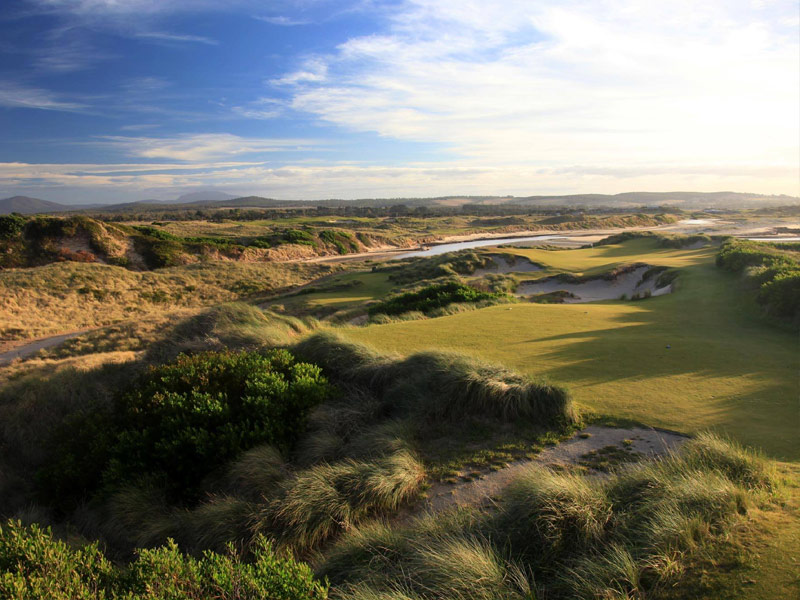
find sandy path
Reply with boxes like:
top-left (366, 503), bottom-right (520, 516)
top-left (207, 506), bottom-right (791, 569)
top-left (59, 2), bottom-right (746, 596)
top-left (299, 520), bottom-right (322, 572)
top-left (424, 426), bottom-right (688, 513)
top-left (0, 331), bottom-right (87, 366)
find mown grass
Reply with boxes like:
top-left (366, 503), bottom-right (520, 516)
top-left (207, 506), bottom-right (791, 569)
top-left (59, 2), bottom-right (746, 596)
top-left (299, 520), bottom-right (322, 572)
top-left (0, 260), bottom-right (337, 339)
top-left (320, 434), bottom-right (790, 600)
top-left (344, 239), bottom-right (799, 460)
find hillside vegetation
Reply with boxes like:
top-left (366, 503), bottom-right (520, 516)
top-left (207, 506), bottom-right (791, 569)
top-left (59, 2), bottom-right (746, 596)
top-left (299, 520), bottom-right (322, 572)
top-left (716, 238), bottom-right (800, 324)
top-left (0, 226), bottom-right (797, 599)
top-left (0, 260), bottom-right (337, 340)
top-left (0, 214), bottom-right (384, 270)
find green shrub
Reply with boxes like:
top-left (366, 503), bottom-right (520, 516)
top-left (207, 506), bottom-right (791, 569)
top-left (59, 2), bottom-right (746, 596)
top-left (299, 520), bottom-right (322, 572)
top-left (320, 230), bottom-right (358, 254)
top-left (106, 349), bottom-right (330, 500)
top-left (41, 349), bottom-right (331, 506)
top-left (0, 214), bottom-right (27, 239)
top-left (0, 520), bottom-right (116, 599)
top-left (0, 520), bottom-right (328, 599)
top-left (283, 229), bottom-right (316, 245)
top-left (368, 281), bottom-right (503, 316)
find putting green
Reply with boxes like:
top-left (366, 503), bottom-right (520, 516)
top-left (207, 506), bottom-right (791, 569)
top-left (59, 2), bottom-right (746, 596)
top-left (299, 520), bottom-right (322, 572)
top-left (343, 241), bottom-right (799, 460)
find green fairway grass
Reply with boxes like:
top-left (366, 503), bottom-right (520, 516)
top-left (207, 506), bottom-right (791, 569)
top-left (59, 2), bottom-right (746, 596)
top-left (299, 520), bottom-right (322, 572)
top-left (344, 240), bottom-right (799, 460)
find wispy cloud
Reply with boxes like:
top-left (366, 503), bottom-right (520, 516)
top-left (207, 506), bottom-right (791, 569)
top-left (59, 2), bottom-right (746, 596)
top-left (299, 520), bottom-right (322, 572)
top-left (275, 0), bottom-right (799, 176)
top-left (0, 82), bottom-right (85, 111)
top-left (232, 97), bottom-right (285, 120)
top-left (255, 15), bottom-right (310, 26)
top-left (270, 58), bottom-right (328, 85)
top-left (134, 31), bottom-right (218, 45)
top-left (119, 124), bottom-right (160, 131)
top-left (95, 133), bottom-right (320, 161)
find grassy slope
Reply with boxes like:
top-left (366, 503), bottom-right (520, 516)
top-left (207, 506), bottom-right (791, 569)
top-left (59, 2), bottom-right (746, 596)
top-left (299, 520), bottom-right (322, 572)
top-left (344, 240), bottom-right (799, 460)
top-left (0, 260), bottom-right (337, 339)
top-left (725, 463), bottom-right (799, 600)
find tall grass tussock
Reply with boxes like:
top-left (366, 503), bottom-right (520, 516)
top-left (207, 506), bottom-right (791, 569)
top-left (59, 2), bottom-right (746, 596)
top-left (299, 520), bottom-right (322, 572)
top-left (294, 332), bottom-right (577, 427)
top-left (321, 433), bottom-right (780, 600)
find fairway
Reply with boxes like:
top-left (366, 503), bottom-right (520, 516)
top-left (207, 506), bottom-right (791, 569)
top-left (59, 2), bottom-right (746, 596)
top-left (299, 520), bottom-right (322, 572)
top-left (344, 241), bottom-right (799, 460)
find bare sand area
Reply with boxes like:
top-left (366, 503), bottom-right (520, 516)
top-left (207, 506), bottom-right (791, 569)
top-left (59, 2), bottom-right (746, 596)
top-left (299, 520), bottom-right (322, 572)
top-left (516, 265), bottom-right (672, 302)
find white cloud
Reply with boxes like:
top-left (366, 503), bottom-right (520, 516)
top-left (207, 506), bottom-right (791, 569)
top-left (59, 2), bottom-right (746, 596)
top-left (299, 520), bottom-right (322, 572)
top-left (275, 0), bottom-right (799, 192)
top-left (0, 82), bottom-right (85, 111)
top-left (95, 133), bottom-right (320, 161)
top-left (270, 58), bottom-right (329, 85)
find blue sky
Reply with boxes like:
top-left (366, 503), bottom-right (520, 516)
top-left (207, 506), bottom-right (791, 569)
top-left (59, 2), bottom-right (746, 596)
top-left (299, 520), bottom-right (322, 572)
top-left (0, 0), bottom-right (797, 203)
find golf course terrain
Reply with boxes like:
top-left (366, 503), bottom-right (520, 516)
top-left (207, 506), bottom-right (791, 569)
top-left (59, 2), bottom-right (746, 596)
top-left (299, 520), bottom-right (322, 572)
top-left (0, 218), bottom-right (797, 600)
top-left (344, 237), bottom-right (798, 460)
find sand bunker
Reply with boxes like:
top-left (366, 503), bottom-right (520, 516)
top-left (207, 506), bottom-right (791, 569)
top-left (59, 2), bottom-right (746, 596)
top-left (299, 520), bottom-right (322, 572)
top-left (516, 265), bottom-right (673, 303)
top-left (473, 254), bottom-right (543, 276)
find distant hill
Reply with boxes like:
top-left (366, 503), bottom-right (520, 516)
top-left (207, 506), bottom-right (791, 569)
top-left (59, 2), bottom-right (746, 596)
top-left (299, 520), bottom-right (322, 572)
top-left (7, 190), bottom-right (798, 217)
top-left (175, 190), bottom-right (237, 203)
top-left (0, 196), bottom-right (72, 215)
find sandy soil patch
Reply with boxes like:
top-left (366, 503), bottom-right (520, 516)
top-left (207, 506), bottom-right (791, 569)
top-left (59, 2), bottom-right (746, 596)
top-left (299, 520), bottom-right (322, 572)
top-left (424, 426), bottom-right (688, 513)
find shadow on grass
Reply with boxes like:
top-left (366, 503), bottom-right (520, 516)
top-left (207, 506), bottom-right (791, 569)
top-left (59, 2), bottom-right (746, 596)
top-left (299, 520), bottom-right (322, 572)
top-left (511, 263), bottom-right (798, 459)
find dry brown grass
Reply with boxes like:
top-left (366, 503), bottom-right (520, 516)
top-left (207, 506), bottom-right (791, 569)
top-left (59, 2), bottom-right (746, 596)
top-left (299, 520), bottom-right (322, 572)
top-left (0, 260), bottom-right (340, 340)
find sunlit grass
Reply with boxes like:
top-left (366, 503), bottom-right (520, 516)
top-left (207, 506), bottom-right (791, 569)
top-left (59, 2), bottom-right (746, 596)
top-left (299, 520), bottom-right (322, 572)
top-left (343, 241), bottom-right (798, 459)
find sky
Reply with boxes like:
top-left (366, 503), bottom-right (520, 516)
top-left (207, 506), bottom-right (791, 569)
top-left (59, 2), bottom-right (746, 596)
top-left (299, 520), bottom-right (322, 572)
top-left (0, 0), bottom-right (798, 204)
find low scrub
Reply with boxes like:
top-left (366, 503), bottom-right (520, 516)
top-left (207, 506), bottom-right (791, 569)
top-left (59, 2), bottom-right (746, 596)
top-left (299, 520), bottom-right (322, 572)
top-left (596, 231), bottom-right (711, 248)
top-left (377, 251), bottom-right (494, 284)
top-left (0, 520), bottom-right (328, 599)
top-left (368, 281), bottom-right (504, 317)
top-left (0, 260), bottom-right (333, 340)
top-left (716, 238), bottom-right (800, 323)
top-left (321, 433), bottom-right (778, 600)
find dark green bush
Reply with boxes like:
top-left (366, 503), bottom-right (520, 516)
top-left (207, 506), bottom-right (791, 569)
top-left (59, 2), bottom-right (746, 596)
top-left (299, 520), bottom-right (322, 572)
top-left (284, 228), bottom-right (316, 245)
top-left (132, 225), bottom-right (183, 241)
top-left (319, 230), bottom-right (358, 254)
top-left (40, 349), bottom-right (331, 505)
top-left (0, 520), bottom-right (328, 599)
top-left (368, 281), bottom-right (502, 316)
top-left (0, 214), bottom-right (27, 239)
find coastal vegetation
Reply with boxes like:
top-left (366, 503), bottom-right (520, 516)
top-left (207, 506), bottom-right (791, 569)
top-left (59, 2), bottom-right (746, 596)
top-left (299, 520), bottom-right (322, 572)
top-left (0, 218), bottom-right (797, 599)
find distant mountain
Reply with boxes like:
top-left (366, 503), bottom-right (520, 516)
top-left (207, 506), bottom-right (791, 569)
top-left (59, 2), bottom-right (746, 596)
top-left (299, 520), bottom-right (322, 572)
top-left (174, 190), bottom-right (237, 204)
top-left (0, 196), bottom-right (72, 215)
